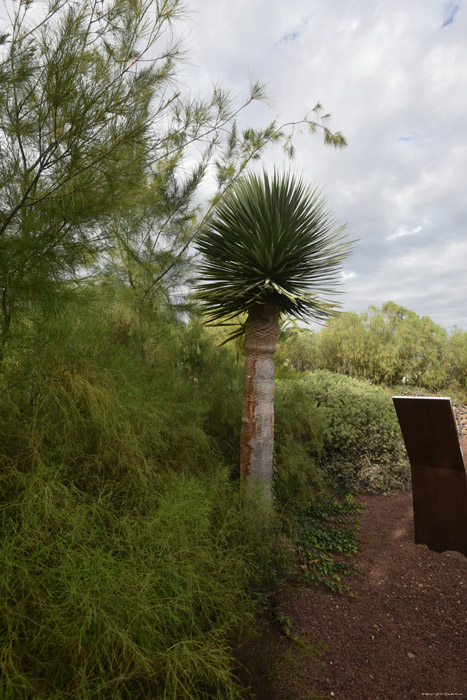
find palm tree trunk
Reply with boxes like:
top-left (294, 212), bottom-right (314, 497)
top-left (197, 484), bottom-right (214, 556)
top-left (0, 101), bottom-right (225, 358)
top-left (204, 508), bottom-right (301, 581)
top-left (240, 302), bottom-right (281, 499)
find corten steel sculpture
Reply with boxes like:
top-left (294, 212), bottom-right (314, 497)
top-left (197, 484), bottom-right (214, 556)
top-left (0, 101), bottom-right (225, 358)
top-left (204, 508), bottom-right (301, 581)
top-left (393, 396), bottom-right (467, 557)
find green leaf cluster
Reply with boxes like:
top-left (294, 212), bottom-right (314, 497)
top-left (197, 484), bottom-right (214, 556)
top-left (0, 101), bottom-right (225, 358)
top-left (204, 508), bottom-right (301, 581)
top-left (194, 171), bottom-right (352, 327)
top-left (1, 0), bottom-right (164, 329)
top-left (289, 494), bottom-right (365, 595)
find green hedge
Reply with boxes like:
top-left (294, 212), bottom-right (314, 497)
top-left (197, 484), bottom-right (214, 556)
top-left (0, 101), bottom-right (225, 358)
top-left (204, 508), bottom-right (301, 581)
top-left (275, 370), bottom-right (409, 497)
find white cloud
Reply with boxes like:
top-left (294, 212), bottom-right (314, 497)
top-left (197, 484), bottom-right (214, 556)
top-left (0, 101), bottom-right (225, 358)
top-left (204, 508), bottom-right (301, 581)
top-left (388, 226), bottom-right (422, 242)
top-left (398, 241), bottom-right (467, 274)
top-left (184, 0), bottom-right (467, 330)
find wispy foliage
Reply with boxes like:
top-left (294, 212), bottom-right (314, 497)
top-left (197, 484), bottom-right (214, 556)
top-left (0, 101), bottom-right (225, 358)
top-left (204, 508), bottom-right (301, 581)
top-left (0, 0), bottom-right (348, 349)
top-left (0, 290), bottom-right (282, 699)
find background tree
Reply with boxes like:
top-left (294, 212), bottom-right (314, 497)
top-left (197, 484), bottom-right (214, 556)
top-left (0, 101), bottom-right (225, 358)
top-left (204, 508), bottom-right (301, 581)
top-left (275, 328), bottom-right (321, 373)
top-left (0, 0), bottom-right (162, 346)
top-left (277, 302), bottom-right (454, 392)
top-left (0, 0), bottom-right (347, 356)
top-left (362, 302), bottom-right (446, 387)
top-left (444, 327), bottom-right (467, 389)
top-left (318, 311), bottom-right (368, 377)
top-left (194, 171), bottom-right (352, 498)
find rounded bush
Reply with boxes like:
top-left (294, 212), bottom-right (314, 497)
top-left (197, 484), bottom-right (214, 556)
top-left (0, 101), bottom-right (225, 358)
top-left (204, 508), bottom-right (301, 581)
top-left (275, 370), bottom-right (409, 495)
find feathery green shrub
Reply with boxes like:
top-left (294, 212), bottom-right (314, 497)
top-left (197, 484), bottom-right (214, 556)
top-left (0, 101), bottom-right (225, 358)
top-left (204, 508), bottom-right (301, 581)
top-left (0, 292), bottom-right (281, 699)
top-left (0, 471), bottom-right (263, 699)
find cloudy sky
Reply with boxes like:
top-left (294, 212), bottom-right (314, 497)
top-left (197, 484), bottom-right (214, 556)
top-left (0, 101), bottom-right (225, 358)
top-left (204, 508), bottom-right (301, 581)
top-left (183, 0), bottom-right (467, 331)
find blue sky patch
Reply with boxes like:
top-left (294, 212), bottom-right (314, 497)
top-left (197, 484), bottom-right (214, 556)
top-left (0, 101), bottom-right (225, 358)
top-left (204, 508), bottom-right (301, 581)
top-left (280, 30), bottom-right (299, 43)
top-left (279, 17), bottom-right (310, 45)
top-left (442, 1), bottom-right (460, 27)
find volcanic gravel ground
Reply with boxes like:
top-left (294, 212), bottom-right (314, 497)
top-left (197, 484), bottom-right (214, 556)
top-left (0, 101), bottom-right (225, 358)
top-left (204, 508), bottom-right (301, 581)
top-left (271, 490), bottom-right (467, 700)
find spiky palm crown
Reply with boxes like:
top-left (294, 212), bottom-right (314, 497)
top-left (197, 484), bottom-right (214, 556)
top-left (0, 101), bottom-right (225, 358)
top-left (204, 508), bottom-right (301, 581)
top-left (194, 171), bottom-right (352, 325)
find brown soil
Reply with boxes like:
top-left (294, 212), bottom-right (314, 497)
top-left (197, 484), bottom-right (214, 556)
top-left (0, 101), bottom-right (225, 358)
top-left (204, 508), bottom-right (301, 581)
top-left (268, 488), bottom-right (467, 700)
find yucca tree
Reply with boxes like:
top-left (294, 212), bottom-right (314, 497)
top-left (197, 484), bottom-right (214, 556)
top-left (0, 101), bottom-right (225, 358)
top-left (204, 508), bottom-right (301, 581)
top-left (195, 171), bottom-right (352, 499)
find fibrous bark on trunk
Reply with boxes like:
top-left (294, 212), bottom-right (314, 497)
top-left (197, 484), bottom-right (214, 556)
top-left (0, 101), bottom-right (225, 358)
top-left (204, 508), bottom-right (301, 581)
top-left (240, 302), bottom-right (281, 499)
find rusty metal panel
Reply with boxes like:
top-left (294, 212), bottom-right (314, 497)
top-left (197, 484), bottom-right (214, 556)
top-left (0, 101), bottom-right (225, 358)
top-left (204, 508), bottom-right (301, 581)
top-left (393, 397), bottom-right (465, 471)
top-left (411, 465), bottom-right (467, 554)
top-left (393, 396), bottom-right (467, 557)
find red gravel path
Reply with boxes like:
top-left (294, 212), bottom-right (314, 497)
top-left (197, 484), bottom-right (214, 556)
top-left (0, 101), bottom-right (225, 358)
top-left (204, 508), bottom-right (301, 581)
top-left (272, 489), bottom-right (467, 700)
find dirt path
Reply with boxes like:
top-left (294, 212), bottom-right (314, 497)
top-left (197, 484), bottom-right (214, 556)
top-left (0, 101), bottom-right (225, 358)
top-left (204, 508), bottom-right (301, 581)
top-left (271, 490), bottom-right (467, 700)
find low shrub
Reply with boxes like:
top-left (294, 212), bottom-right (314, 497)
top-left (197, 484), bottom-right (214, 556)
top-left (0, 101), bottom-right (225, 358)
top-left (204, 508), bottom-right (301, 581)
top-left (0, 293), bottom-right (281, 699)
top-left (179, 320), bottom-right (244, 468)
top-left (275, 370), bottom-right (409, 495)
top-left (1, 467), bottom-right (281, 699)
top-left (274, 379), bottom-right (329, 505)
